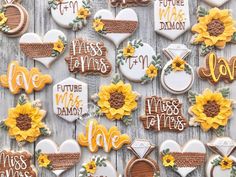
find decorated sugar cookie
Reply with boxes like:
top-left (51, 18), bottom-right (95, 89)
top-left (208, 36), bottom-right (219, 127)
top-left (109, 0), bottom-right (151, 8)
top-left (19, 29), bottom-right (67, 68)
top-left (0, 61), bottom-right (52, 94)
top-left (117, 39), bottom-right (162, 84)
top-left (53, 77), bottom-right (88, 122)
top-left (206, 137), bottom-right (236, 177)
top-left (78, 119), bottom-right (131, 153)
top-left (198, 52), bottom-right (236, 85)
top-left (0, 94), bottom-right (51, 144)
top-left (65, 38), bottom-right (112, 75)
top-left (154, 0), bottom-right (190, 40)
top-left (161, 44), bottom-right (194, 94)
top-left (0, 0), bottom-right (29, 37)
top-left (191, 7), bottom-right (236, 56)
top-left (79, 156), bottom-right (120, 177)
top-left (36, 139), bottom-right (81, 176)
top-left (125, 139), bottom-right (160, 177)
top-left (48, 0), bottom-right (91, 31)
top-left (188, 88), bottom-right (233, 135)
top-left (203, 0), bottom-right (230, 7)
top-left (140, 96), bottom-right (188, 132)
top-left (0, 150), bottom-right (37, 176)
top-left (160, 139), bottom-right (206, 177)
top-left (91, 75), bottom-right (139, 125)
top-left (93, 8), bottom-right (138, 47)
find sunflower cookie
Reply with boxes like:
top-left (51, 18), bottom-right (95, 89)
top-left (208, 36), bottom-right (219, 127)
top-left (79, 156), bottom-right (120, 177)
top-left (0, 94), bottom-right (51, 145)
top-left (91, 75), bottom-right (139, 125)
top-left (188, 88), bottom-right (233, 135)
top-left (206, 137), bottom-right (236, 177)
top-left (117, 39), bottom-right (162, 84)
top-left (160, 139), bottom-right (206, 177)
top-left (191, 7), bottom-right (236, 56)
top-left (48, 0), bottom-right (91, 31)
top-left (161, 44), bottom-right (194, 94)
top-left (0, 150), bottom-right (37, 176)
top-left (78, 119), bottom-right (131, 153)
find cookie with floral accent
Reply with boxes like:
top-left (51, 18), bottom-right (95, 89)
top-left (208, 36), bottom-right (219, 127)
top-left (48, 0), bottom-right (91, 31)
top-left (91, 75), bottom-right (139, 125)
top-left (161, 44), bottom-right (194, 94)
top-left (191, 7), bottom-right (236, 56)
top-left (188, 88), bottom-right (234, 135)
top-left (79, 156), bottom-right (120, 177)
top-left (0, 94), bottom-right (51, 145)
top-left (20, 29), bottom-right (67, 68)
top-left (117, 39), bottom-right (162, 84)
top-left (160, 139), bottom-right (206, 177)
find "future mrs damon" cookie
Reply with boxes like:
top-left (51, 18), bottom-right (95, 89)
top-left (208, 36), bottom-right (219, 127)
top-left (154, 0), bottom-right (190, 40)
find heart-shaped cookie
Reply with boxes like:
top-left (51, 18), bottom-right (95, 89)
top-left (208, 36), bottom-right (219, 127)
top-left (19, 29), bottom-right (67, 68)
top-left (160, 140), bottom-right (206, 177)
top-left (203, 0), bottom-right (230, 7)
top-left (36, 139), bottom-right (81, 176)
top-left (93, 8), bottom-right (138, 48)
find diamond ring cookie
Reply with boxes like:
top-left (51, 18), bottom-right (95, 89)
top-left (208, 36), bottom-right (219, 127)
top-left (117, 39), bottom-right (162, 84)
top-left (0, 94), bottom-right (51, 145)
top-left (79, 156), bottom-right (120, 177)
top-left (0, 149), bottom-right (37, 176)
top-left (191, 7), bottom-right (236, 56)
top-left (125, 139), bottom-right (160, 177)
top-left (0, 0), bottom-right (29, 37)
top-left (19, 29), bottom-right (67, 68)
top-left (161, 44), bottom-right (194, 94)
top-left (206, 137), bottom-right (236, 177)
top-left (154, 0), bottom-right (190, 40)
top-left (36, 139), bottom-right (81, 176)
top-left (160, 139), bottom-right (206, 177)
top-left (48, 0), bottom-right (91, 31)
top-left (93, 8), bottom-right (138, 47)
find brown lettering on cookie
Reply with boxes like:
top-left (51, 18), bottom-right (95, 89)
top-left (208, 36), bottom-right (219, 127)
top-left (140, 96), bottom-right (188, 132)
top-left (0, 150), bottom-right (37, 177)
top-left (198, 52), bottom-right (236, 84)
top-left (109, 0), bottom-right (151, 8)
top-left (65, 38), bottom-right (112, 75)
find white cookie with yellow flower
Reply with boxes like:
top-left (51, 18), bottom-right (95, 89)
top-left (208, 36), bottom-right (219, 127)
top-left (79, 156), bottom-right (120, 177)
top-left (19, 29), bottom-right (67, 68)
top-left (160, 139), bottom-right (206, 177)
top-left (48, 0), bottom-right (91, 31)
top-left (161, 44), bottom-right (194, 94)
top-left (206, 137), bottom-right (236, 177)
top-left (117, 39), bottom-right (162, 84)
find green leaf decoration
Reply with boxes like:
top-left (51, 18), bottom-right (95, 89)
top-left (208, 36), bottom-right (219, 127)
top-left (40, 127), bottom-right (50, 136)
top-left (231, 165), bottom-right (236, 177)
top-left (18, 94), bottom-right (27, 105)
top-left (200, 44), bottom-right (214, 56)
top-left (122, 116), bottom-right (133, 126)
top-left (164, 65), bottom-right (172, 75)
top-left (141, 74), bottom-right (152, 84)
top-left (184, 64), bottom-right (192, 75)
top-left (188, 91), bottom-right (198, 104)
top-left (197, 6), bottom-right (209, 17)
top-left (112, 74), bottom-right (122, 84)
top-left (211, 156), bottom-right (222, 167)
top-left (231, 32), bottom-right (236, 43)
top-left (214, 126), bottom-right (225, 137)
top-left (218, 87), bottom-right (230, 98)
top-left (0, 121), bottom-right (8, 130)
top-left (154, 171), bottom-right (160, 177)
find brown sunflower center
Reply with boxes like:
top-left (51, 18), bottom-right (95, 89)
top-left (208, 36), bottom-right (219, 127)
top-left (176, 62), bottom-right (181, 67)
top-left (207, 19), bottom-right (225, 36)
top-left (166, 159), bottom-right (171, 163)
top-left (224, 161), bottom-right (229, 166)
top-left (16, 114), bottom-right (32, 131)
top-left (203, 100), bottom-right (220, 117)
top-left (108, 92), bottom-right (125, 109)
top-left (89, 165), bottom-right (94, 169)
top-left (0, 17), bottom-right (3, 21)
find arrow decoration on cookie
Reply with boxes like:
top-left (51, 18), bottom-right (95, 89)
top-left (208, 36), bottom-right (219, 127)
top-left (140, 96), bottom-right (188, 132)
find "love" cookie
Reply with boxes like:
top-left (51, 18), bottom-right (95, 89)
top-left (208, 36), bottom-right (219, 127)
top-left (140, 96), bottom-right (188, 132)
top-left (0, 61), bottom-right (52, 94)
top-left (154, 0), bottom-right (190, 40)
top-left (53, 77), bottom-right (88, 122)
top-left (117, 39), bottom-right (162, 84)
top-left (20, 29), bottom-right (67, 68)
top-left (0, 150), bottom-right (37, 177)
top-left (65, 38), bottom-right (112, 75)
top-left (93, 8), bottom-right (138, 47)
top-left (160, 139), bottom-right (206, 177)
top-left (36, 139), bottom-right (81, 176)
top-left (161, 44), bottom-right (194, 94)
top-left (48, 0), bottom-right (91, 31)
top-left (78, 119), bottom-right (131, 153)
